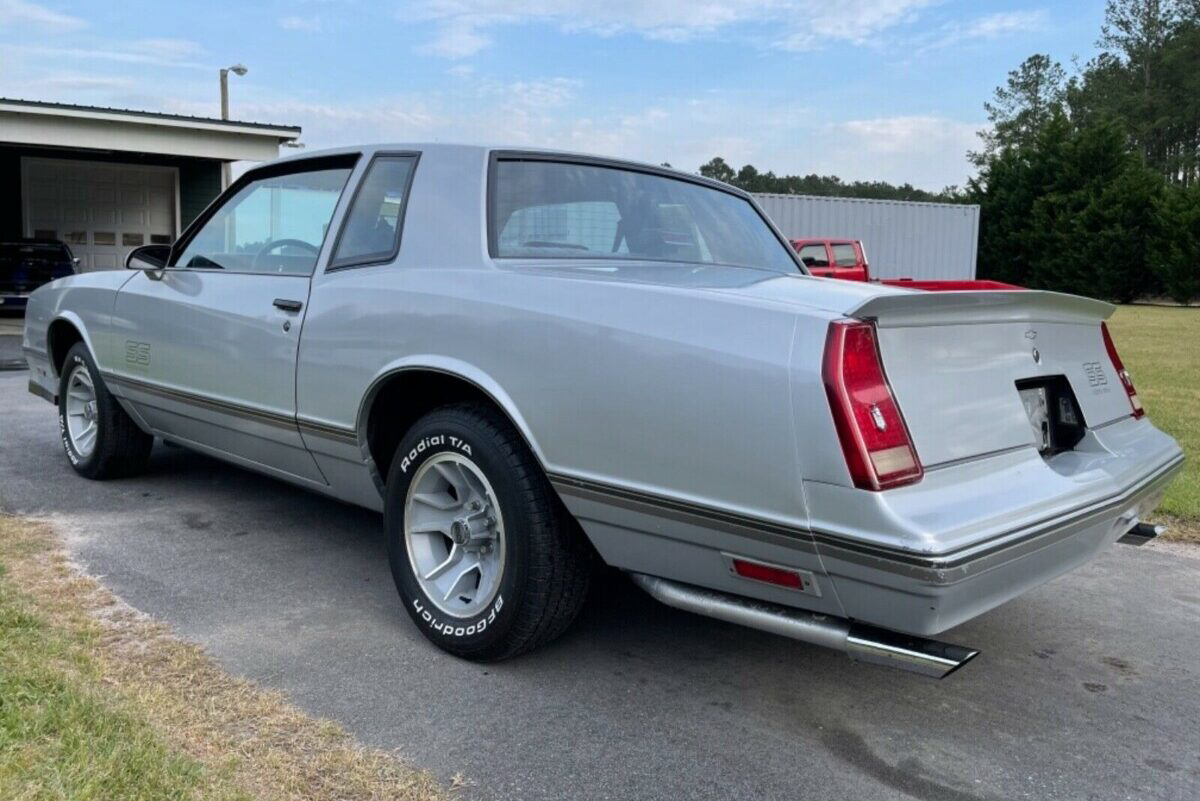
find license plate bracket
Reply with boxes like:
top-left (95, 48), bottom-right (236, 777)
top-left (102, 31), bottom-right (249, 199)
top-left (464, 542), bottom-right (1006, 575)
top-left (1015, 376), bottom-right (1087, 456)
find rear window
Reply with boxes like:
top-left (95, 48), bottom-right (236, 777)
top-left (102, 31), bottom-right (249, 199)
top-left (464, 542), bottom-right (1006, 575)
top-left (831, 243), bottom-right (858, 267)
top-left (489, 159), bottom-right (797, 273)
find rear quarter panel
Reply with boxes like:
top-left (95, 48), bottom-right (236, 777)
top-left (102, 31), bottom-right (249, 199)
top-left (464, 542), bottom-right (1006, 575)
top-left (297, 264), bottom-right (812, 527)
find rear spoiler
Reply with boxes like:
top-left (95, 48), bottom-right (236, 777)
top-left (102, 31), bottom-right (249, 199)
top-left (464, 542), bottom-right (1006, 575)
top-left (848, 290), bottom-right (1116, 328)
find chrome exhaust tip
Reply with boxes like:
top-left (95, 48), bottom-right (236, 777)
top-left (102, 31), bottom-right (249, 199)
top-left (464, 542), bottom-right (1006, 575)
top-left (1118, 521), bottom-right (1166, 547)
top-left (846, 625), bottom-right (979, 679)
top-left (628, 572), bottom-right (978, 679)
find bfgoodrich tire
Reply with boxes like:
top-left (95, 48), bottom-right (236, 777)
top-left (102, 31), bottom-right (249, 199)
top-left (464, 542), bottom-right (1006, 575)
top-left (384, 402), bottom-right (591, 661)
top-left (57, 342), bottom-right (153, 479)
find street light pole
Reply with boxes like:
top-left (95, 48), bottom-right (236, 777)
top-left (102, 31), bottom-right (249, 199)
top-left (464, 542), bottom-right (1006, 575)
top-left (219, 64), bottom-right (247, 189)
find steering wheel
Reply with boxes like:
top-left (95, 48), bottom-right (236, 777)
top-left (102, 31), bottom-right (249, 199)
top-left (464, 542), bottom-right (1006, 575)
top-left (254, 238), bottom-right (319, 270)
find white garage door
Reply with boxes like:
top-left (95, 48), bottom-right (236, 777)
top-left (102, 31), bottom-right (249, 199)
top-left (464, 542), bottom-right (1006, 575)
top-left (22, 157), bottom-right (178, 272)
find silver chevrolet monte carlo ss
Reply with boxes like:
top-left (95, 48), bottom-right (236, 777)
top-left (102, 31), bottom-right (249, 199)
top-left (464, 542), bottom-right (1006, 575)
top-left (22, 145), bottom-right (1183, 677)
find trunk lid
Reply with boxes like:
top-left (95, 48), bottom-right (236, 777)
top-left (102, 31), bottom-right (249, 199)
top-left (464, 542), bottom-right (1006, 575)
top-left (847, 290), bottom-right (1136, 467)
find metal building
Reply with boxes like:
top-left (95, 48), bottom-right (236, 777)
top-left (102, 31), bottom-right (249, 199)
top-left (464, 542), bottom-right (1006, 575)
top-left (1, 98), bottom-right (300, 271)
top-left (753, 193), bottom-right (980, 281)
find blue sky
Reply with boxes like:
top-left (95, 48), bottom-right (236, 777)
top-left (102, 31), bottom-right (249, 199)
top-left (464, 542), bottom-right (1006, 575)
top-left (1, 1), bottom-right (1107, 189)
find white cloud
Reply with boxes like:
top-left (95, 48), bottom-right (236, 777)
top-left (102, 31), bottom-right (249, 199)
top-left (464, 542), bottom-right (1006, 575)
top-left (182, 88), bottom-right (974, 190)
top-left (10, 39), bottom-right (210, 70)
top-left (0, 0), bottom-right (86, 30)
top-left (774, 0), bottom-right (937, 50)
top-left (279, 15), bottom-right (323, 32)
top-left (823, 115), bottom-right (981, 187)
top-left (229, 98), bottom-right (442, 139)
top-left (35, 73), bottom-right (135, 91)
top-left (419, 16), bottom-right (493, 57)
top-left (480, 77), bottom-right (579, 108)
top-left (130, 38), bottom-right (206, 61)
top-left (447, 63), bottom-right (475, 77)
top-left (961, 9), bottom-right (1047, 39)
top-left (919, 9), bottom-right (1049, 52)
top-left (410, 0), bottom-right (940, 57)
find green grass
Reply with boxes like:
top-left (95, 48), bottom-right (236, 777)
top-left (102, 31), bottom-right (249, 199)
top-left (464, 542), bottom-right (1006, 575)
top-left (0, 562), bottom-right (249, 801)
top-left (1107, 305), bottom-right (1200, 529)
top-left (0, 517), bottom-right (448, 801)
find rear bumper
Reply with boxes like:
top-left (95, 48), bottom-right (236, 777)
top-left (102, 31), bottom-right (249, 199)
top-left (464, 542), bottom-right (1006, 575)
top-left (805, 417), bottom-right (1184, 635)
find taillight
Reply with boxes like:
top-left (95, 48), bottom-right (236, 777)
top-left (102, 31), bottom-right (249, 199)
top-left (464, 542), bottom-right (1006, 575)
top-left (822, 320), bottom-right (923, 490)
top-left (1101, 322), bottom-right (1144, 418)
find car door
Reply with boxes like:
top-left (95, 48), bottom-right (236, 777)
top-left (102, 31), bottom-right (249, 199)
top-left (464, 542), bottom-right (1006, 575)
top-left (829, 241), bottom-right (867, 281)
top-left (110, 155), bottom-right (358, 484)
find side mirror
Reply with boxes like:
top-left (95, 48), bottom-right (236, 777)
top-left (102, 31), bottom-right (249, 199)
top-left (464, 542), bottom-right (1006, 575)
top-left (126, 245), bottom-right (171, 279)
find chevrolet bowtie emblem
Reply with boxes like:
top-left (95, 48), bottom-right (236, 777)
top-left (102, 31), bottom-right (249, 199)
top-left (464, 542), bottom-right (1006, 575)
top-left (1025, 329), bottom-right (1037, 340)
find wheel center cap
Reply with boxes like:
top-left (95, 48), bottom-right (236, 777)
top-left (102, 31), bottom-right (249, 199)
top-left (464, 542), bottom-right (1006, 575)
top-left (451, 504), bottom-right (496, 549)
top-left (83, 401), bottom-right (97, 421)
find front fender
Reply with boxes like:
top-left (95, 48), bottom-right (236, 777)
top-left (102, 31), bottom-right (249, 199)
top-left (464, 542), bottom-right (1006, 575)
top-left (30, 271), bottom-right (134, 376)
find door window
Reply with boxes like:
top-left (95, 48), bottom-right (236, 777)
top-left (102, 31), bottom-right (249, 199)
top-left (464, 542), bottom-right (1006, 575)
top-left (330, 155), bottom-right (418, 268)
top-left (174, 165), bottom-right (352, 275)
top-left (796, 244), bottom-right (829, 267)
top-left (831, 243), bottom-right (858, 267)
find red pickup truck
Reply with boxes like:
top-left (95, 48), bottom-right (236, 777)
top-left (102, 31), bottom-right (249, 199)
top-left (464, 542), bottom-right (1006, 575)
top-left (789, 237), bottom-right (1021, 292)
top-left (790, 238), bottom-right (869, 281)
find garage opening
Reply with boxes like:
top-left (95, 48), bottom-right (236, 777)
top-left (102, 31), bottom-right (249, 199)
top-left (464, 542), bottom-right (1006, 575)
top-left (21, 157), bottom-right (178, 272)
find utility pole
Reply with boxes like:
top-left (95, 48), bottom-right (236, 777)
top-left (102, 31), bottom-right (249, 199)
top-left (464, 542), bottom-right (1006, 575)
top-left (219, 64), bottom-right (248, 189)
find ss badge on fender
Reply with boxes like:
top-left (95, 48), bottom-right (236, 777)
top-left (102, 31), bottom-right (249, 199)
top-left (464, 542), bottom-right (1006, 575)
top-left (125, 341), bottom-right (151, 367)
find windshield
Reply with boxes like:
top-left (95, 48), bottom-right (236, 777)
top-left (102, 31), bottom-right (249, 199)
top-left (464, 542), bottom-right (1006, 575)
top-left (490, 159), bottom-right (798, 273)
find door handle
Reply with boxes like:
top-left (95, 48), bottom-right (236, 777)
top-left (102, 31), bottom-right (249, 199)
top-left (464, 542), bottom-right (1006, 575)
top-left (273, 298), bottom-right (303, 312)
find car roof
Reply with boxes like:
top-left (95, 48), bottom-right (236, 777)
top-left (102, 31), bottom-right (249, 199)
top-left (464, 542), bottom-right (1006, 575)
top-left (264, 142), bottom-right (747, 198)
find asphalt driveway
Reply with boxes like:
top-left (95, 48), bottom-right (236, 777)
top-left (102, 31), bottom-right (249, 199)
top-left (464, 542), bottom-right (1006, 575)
top-left (2, 370), bottom-right (1198, 801)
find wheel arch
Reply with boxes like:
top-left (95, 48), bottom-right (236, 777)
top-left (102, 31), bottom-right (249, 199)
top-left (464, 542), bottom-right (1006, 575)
top-left (358, 359), bottom-right (550, 489)
top-left (46, 312), bottom-right (95, 378)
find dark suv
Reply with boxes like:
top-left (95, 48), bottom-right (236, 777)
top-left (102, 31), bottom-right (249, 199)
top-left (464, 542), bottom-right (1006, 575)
top-left (0, 239), bottom-right (78, 311)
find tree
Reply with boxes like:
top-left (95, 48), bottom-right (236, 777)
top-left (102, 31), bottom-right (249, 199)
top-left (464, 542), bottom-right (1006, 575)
top-left (1098, 0), bottom-right (1179, 90)
top-left (695, 158), bottom-right (960, 201)
top-left (972, 114), bottom-right (1165, 301)
top-left (1153, 184), bottom-right (1200, 303)
top-left (972, 54), bottom-right (1067, 163)
top-left (970, 114), bottom-right (1071, 288)
top-left (1154, 16), bottom-right (1200, 184)
top-left (1070, 150), bottom-right (1165, 302)
top-left (698, 157), bottom-right (735, 184)
top-left (735, 163), bottom-right (763, 191)
top-left (1083, 0), bottom-right (1200, 175)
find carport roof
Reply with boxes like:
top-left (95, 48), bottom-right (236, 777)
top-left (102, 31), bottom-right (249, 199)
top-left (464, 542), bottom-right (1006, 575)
top-left (0, 97), bottom-right (301, 162)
